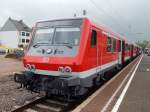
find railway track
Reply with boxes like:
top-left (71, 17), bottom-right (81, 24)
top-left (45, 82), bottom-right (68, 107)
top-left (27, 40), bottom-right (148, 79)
top-left (11, 70), bottom-right (124, 112)
top-left (12, 96), bottom-right (78, 112)
top-left (11, 75), bottom-right (114, 112)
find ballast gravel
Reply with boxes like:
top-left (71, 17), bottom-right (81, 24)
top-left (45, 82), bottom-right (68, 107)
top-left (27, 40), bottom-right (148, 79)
top-left (0, 75), bottom-right (41, 112)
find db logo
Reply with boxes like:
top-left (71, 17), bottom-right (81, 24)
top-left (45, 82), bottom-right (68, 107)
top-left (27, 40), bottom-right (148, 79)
top-left (42, 57), bottom-right (49, 63)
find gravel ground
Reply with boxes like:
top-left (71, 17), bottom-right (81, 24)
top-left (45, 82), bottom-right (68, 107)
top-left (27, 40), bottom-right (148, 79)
top-left (0, 55), bottom-right (41, 112)
top-left (0, 74), bottom-right (41, 112)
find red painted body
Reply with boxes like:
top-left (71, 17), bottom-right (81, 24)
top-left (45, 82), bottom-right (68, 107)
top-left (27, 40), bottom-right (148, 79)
top-left (24, 18), bottom-right (119, 73)
top-left (24, 18), bottom-right (140, 74)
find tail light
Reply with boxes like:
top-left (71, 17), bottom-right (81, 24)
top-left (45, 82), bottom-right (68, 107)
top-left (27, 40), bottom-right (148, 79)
top-left (58, 66), bottom-right (72, 73)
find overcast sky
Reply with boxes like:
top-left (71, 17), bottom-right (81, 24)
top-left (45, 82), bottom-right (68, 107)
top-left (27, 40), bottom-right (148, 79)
top-left (0, 0), bottom-right (150, 42)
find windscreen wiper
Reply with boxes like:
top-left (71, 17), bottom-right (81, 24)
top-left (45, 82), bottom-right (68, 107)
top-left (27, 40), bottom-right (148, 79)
top-left (62, 42), bottom-right (73, 49)
top-left (33, 42), bottom-right (49, 48)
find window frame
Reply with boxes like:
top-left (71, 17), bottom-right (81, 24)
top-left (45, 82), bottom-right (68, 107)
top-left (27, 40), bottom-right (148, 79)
top-left (26, 32), bottom-right (30, 36)
top-left (21, 32), bottom-right (25, 36)
top-left (26, 39), bottom-right (30, 43)
top-left (22, 39), bottom-right (25, 43)
top-left (107, 36), bottom-right (113, 52)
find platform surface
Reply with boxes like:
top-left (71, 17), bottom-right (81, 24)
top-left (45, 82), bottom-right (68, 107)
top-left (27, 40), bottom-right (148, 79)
top-left (118, 56), bottom-right (150, 112)
top-left (73, 56), bottom-right (140, 112)
top-left (73, 56), bottom-right (150, 112)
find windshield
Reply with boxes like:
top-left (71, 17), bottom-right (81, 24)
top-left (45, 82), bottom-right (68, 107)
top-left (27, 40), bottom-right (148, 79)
top-left (32, 27), bottom-right (81, 46)
top-left (32, 28), bottom-right (54, 45)
top-left (53, 27), bottom-right (80, 45)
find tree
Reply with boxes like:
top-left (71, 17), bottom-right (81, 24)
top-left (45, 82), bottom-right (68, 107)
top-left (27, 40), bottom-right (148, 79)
top-left (136, 40), bottom-right (150, 50)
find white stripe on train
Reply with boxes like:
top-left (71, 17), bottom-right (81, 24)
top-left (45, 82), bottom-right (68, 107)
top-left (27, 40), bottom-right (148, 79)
top-left (32, 60), bottom-right (118, 78)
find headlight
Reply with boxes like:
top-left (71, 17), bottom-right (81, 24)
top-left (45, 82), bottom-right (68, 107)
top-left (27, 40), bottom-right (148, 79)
top-left (25, 64), bottom-right (36, 71)
top-left (65, 66), bottom-right (72, 73)
top-left (58, 66), bottom-right (72, 73)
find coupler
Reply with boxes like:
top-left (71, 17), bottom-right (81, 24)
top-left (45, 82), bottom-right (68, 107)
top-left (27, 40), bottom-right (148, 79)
top-left (14, 71), bottom-right (37, 91)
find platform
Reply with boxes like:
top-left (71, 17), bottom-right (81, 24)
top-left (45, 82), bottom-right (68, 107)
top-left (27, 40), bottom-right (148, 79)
top-left (116, 56), bottom-right (150, 112)
top-left (72, 55), bottom-right (150, 112)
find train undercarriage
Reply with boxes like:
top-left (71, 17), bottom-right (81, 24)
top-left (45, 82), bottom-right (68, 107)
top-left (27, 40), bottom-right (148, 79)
top-left (14, 71), bottom-right (90, 98)
top-left (14, 61), bottom-right (134, 98)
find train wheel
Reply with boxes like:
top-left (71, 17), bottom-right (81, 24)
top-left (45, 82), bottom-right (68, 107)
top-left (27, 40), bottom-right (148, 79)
top-left (116, 64), bottom-right (122, 70)
top-left (14, 73), bottom-right (19, 83)
top-left (93, 75), bottom-right (103, 86)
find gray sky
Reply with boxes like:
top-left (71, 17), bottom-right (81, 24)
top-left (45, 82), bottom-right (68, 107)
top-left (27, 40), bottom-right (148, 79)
top-left (0, 0), bottom-right (150, 42)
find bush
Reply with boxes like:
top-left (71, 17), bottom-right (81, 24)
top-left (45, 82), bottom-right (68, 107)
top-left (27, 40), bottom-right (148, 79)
top-left (5, 49), bottom-right (24, 59)
top-left (14, 49), bottom-right (24, 57)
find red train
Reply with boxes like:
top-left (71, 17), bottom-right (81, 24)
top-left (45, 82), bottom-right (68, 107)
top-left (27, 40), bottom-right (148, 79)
top-left (14, 18), bottom-right (141, 97)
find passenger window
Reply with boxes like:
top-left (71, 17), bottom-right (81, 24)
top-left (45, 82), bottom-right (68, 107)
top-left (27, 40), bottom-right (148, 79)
top-left (128, 45), bottom-right (130, 50)
top-left (107, 37), bottom-right (112, 52)
top-left (125, 44), bottom-right (128, 51)
top-left (113, 39), bottom-right (116, 52)
top-left (91, 30), bottom-right (97, 47)
top-left (118, 40), bottom-right (121, 52)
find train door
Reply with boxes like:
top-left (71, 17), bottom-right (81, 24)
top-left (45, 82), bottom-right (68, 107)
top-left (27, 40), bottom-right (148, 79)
top-left (118, 40), bottom-right (122, 65)
top-left (91, 28), bottom-right (102, 85)
top-left (91, 29), bottom-right (99, 72)
top-left (121, 40), bottom-right (125, 65)
top-left (97, 30), bottom-right (102, 73)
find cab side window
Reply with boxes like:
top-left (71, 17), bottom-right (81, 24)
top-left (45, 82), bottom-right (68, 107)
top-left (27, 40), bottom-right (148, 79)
top-left (91, 30), bottom-right (97, 47)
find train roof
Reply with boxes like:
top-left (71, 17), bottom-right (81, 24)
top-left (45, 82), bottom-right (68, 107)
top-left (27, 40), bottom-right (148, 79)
top-left (87, 18), bottom-right (127, 41)
top-left (37, 18), bottom-right (84, 23)
top-left (87, 18), bottom-right (135, 44)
